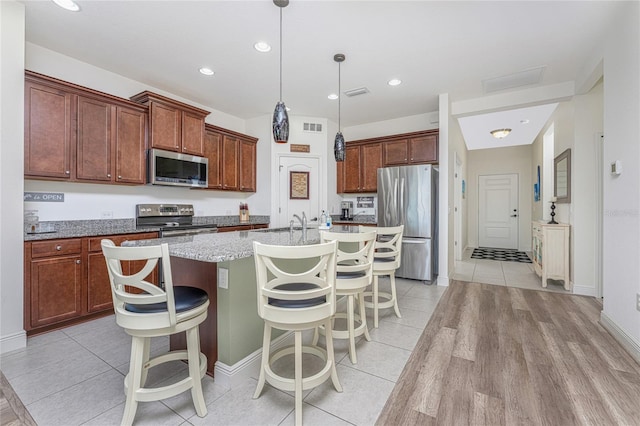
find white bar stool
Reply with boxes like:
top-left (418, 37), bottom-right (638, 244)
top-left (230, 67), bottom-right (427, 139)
top-left (101, 240), bottom-right (209, 426)
top-left (317, 230), bottom-right (376, 364)
top-left (360, 225), bottom-right (404, 328)
top-left (253, 241), bottom-right (342, 426)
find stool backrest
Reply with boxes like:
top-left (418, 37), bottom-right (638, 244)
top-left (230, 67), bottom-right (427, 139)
top-left (320, 230), bottom-right (377, 288)
top-left (101, 239), bottom-right (176, 329)
top-left (360, 225), bottom-right (404, 269)
top-left (253, 241), bottom-right (338, 325)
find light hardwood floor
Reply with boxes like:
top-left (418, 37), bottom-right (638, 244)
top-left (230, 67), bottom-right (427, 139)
top-left (377, 280), bottom-right (640, 425)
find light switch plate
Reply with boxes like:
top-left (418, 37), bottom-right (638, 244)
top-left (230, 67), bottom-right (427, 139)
top-left (636, 293), bottom-right (640, 311)
top-left (218, 267), bottom-right (229, 289)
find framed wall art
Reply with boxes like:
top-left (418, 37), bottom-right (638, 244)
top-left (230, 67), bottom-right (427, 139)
top-left (290, 171), bottom-right (309, 199)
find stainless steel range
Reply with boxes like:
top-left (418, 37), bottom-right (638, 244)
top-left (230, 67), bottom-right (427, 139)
top-left (136, 204), bottom-right (217, 237)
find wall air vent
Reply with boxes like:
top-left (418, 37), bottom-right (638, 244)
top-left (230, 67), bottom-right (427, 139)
top-left (344, 87), bottom-right (370, 97)
top-left (303, 122), bottom-right (323, 133)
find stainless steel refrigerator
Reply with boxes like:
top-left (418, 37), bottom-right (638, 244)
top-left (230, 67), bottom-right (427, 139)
top-left (377, 165), bottom-right (438, 282)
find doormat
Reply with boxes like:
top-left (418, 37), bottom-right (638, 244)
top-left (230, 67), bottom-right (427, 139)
top-left (471, 247), bottom-right (532, 263)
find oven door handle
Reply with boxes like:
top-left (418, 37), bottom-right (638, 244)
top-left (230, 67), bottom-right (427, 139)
top-left (161, 228), bottom-right (218, 237)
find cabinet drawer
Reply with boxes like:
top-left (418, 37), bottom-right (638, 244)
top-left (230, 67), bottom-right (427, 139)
top-left (88, 232), bottom-right (158, 252)
top-left (31, 239), bottom-right (82, 258)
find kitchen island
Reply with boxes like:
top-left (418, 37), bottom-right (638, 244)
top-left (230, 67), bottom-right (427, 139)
top-left (124, 225), bottom-right (360, 385)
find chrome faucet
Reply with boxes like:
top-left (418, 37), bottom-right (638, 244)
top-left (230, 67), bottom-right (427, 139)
top-left (292, 212), bottom-right (307, 231)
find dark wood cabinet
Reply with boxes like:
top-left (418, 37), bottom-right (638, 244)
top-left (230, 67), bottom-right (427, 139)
top-left (203, 124), bottom-right (258, 193)
top-left (338, 130), bottom-right (438, 193)
top-left (24, 232), bottom-right (158, 334)
top-left (218, 223), bottom-right (269, 232)
top-left (130, 91), bottom-right (209, 156)
top-left (24, 71), bottom-right (147, 186)
top-left (24, 77), bottom-right (74, 179)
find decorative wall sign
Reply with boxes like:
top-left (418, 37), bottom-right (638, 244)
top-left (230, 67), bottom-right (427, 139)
top-left (290, 144), bottom-right (310, 153)
top-left (24, 192), bottom-right (64, 202)
top-left (357, 196), bottom-right (374, 208)
top-left (290, 171), bottom-right (309, 199)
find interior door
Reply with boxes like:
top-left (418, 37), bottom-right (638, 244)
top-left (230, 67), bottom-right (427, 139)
top-left (478, 174), bottom-right (518, 249)
top-left (277, 156), bottom-right (321, 227)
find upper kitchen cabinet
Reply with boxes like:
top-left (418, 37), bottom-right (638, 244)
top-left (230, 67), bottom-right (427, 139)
top-left (337, 129), bottom-right (438, 194)
top-left (24, 71), bottom-right (148, 185)
top-left (203, 124), bottom-right (258, 192)
top-left (382, 131), bottom-right (438, 166)
top-left (130, 91), bottom-right (209, 156)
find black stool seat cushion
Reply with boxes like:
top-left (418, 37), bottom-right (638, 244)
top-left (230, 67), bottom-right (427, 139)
top-left (268, 283), bottom-right (326, 308)
top-left (337, 270), bottom-right (367, 279)
top-left (125, 286), bottom-right (209, 314)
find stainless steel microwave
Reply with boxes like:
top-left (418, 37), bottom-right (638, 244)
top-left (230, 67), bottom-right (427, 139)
top-left (148, 148), bottom-right (208, 188)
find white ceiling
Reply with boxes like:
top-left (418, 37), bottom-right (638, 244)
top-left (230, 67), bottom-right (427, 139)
top-left (20, 1), bottom-right (618, 138)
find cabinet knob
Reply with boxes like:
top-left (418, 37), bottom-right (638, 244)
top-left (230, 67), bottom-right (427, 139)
top-left (55, 245), bottom-right (62, 251)
top-left (118, 175), bottom-right (122, 179)
top-left (65, 171), bottom-right (70, 175)
top-left (107, 174), bottom-right (111, 178)
top-left (76, 260), bottom-right (81, 264)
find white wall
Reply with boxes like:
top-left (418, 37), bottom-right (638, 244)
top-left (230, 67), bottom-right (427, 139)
top-left (343, 112), bottom-right (438, 141)
top-left (600, 1), bottom-right (640, 352)
top-left (467, 145), bottom-right (533, 252)
top-left (1, 0), bottom-right (26, 353)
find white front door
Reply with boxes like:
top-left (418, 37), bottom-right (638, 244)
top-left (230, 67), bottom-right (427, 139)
top-left (277, 155), bottom-right (321, 227)
top-left (478, 174), bottom-right (519, 249)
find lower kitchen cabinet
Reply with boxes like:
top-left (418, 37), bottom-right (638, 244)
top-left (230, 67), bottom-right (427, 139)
top-left (218, 223), bottom-right (268, 232)
top-left (24, 232), bottom-right (158, 334)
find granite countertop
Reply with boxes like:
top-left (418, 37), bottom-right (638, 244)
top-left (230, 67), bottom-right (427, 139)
top-left (23, 216), bottom-right (270, 241)
top-left (123, 224), bottom-right (362, 263)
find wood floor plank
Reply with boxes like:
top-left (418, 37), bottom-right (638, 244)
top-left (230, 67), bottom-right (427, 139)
top-left (472, 391), bottom-right (505, 426)
top-left (523, 289), bottom-right (554, 323)
top-left (541, 292), bottom-right (590, 345)
top-left (435, 356), bottom-right (474, 425)
top-left (473, 286), bottom-right (504, 399)
top-left (507, 287), bottom-right (529, 311)
top-left (515, 308), bottom-right (552, 366)
top-left (452, 282), bottom-right (481, 361)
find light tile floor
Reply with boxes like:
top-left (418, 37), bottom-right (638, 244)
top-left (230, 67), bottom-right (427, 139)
top-left (452, 247), bottom-right (571, 293)
top-left (0, 277), bottom-right (446, 426)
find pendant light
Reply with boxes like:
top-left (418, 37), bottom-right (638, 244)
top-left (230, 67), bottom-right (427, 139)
top-left (272, 0), bottom-right (289, 144)
top-left (334, 53), bottom-right (346, 162)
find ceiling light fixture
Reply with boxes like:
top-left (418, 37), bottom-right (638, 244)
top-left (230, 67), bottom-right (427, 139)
top-left (254, 41), bottom-right (271, 53)
top-left (328, 93), bottom-right (338, 100)
top-left (199, 67), bottom-right (214, 76)
top-left (52, 0), bottom-right (80, 11)
top-left (333, 53), bottom-right (346, 162)
top-left (388, 78), bottom-right (402, 86)
top-left (490, 128), bottom-right (512, 139)
top-left (272, 0), bottom-right (289, 144)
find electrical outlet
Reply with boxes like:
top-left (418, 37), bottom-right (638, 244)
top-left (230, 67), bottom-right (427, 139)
top-left (101, 211), bottom-right (113, 219)
top-left (218, 268), bottom-right (229, 289)
top-left (637, 293), bottom-right (640, 312)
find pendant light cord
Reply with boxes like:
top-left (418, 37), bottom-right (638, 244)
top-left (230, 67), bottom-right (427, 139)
top-left (279, 7), bottom-right (283, 102)
top-left (338, 61), bottom-right (341, 131)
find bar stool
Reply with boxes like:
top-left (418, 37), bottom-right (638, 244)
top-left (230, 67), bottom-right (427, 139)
top-left (317, 230), bottom-right (376, 364)
top-left (101, 240), bottom-right (209, 426)
top-left (359, 225), bottom-right (404, 328)
top-left (253, 240), bottom-right (342, 426)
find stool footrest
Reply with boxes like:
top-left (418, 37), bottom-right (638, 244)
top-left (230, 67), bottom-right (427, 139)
top-left (265, 344), bottom-right (335, 392)
top-left (363, 291), bottom-right (396, 310)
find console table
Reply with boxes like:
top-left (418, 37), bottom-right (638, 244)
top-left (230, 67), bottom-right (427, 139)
top-left (531, 221), bottom-right (571, 290)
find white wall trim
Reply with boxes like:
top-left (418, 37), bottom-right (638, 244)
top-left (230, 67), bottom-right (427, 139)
top-left (213, 330), bottom-right (293, 388)
top-left (437, 275), bottom-right (450, 287)
top-left (572, 284), bottom-right (597, 297)
top-left (599, 312), bottom-right (640, 365)
top-left (0, 330), bottom-right (27, 354)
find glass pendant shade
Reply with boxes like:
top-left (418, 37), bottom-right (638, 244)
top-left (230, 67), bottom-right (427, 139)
top-left (334, 132), bottom-right (345, 162)
top-left (272, 101), bottom-right (289, 143)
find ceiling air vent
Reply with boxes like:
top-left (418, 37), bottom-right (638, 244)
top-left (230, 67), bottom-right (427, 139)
top-left (344, 87), bottom-right (370, 97)
top-left (303, 122), bottom-right (323, 133)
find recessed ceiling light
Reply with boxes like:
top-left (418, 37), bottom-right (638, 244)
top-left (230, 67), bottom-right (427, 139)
top-left (328, 93), bottom-right (338, 100)
top-left (199, 67), bottom-right (214, 76)
top-left (52, 0), bottom-right (80, 11)
top-left (520, 119), bottom-right (530, 124)
top-left (254, 42), bottom-right (271, 53)
top-left (388, 79), bottom-right (402, 86)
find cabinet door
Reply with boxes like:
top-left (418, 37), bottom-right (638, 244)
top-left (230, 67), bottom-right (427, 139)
top-left (87, 252), bottom-right (113, 313)
top-left (336, 160), bottom-right (345, 193)
top-left (343, 145), bottom-right (361, 192)
top-left (181, 111), bottom-right (205, 156)
top-left (76, 96), bottom-right (112, 182)
top-left (30, 255), bottom-right (83, 327)
top-left (149, 102), bottom-right (181, 152)
top-left (115, 106), bottom-right (146, 184)
top-left (24, 80), bottom-right (74, 179)
top-left (239, 139), bottom-right (256, 192)
top-left (361, 143), bottom-right (382, 192)
top-left (383, 139), bottom-right (409, 166)
top-left (409, 134), bottom-right (438, 164)
top-left (222, 135), bottom-right (239, 190)
top-left (204, 129), bottom-right (223, 189)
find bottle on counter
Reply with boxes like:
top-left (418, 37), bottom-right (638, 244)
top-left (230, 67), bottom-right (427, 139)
top-left (320, 210), bottom-right (327, 226)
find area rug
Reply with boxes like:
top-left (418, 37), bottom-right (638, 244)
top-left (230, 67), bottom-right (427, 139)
top-left (471, 247), bottom-right (532, 263)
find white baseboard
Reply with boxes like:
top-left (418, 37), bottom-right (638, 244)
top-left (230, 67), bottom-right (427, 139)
top-left (0, 330), bottom-right (27, 354)
top-left (572, 284), bottom-right (597, 297)
top-left (600, 312), bottom-right (640, 365)
top-left (213, 330), bottom-right (294, 389)
top-left (437, 275), bottom-right (449, 287)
